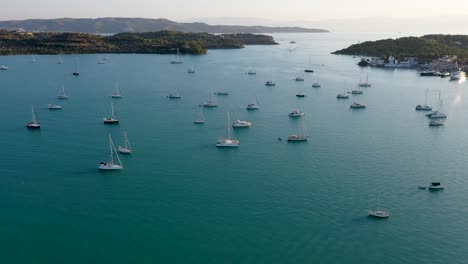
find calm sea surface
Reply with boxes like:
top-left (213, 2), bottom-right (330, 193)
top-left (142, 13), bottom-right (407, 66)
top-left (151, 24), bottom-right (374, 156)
top-left (1, 32), bottom-right (468, 263)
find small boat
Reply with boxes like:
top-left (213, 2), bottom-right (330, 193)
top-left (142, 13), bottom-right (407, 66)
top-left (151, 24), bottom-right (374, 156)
top-left (296, 93), bottom-right (306, 98)
top-left (450, 70), bottom-right (466, 81)
top-left (304, 57), bottom-right (314, 73)
top-left (290, 40), bottom-right (296, 44)
top-left (187, 66), bottom-right (195, 73)
top-left (440, 72), bottom-right (450, 78)
top-left (99, 134), bottom-right (123, 170)
top-left (416, 88), bottom-right (432, 111)
top-left (72, 57), bottom-right (80, 76)
top-left (232, 120), bottom-right (252, 128)
top-left (419, 70), bottom-right (439, 77)
top-left (215, 91), bottom-right (229, 96)
top-left (337, 83), bottom-right (349, 99)
top-left (48, 104), bottom-right (62, 110)
top-left (203, 88), bottom-right (218, 107)
top-left (247, 96), bottom-right (260, 110)
top-left (216, 112), bottom-right (239, 147)
top-left (170, 48), bottom-right (183, 64)
top-left (103, 103), bottom-right (119, 124)
top-left (287, 135), bottom-right (308, 141)
top-left (289, 109), bottom-right (304, 117)
top-left (97, 55), bottom-right (105, 64)
top-left (358, 73), bottom-right (372, 87)
top-left (350, 102), bottom-right (366, 109)
top-left (0, 65), bottom-right (8, 70)
top-left (57, 85), bottom-right (69, 99)
top-left (265, 81), bottom-right (276, 86)
top-left (168, 93), bottom-right (181, 99)
top-left (111, 82), bottom-right (122, 98)
top-left (427, 110), bottom-right (446, 119)
top-left (26, 105), bottom-right (40, 129)
top-left (118, 131), bottom-right (132, 154)
top-left (57, 54), bottom-right (63, 64)
top-left (194, 107), bottom-right (205, 124)
top-left (31, 55), bottom-right (36, 63)
top-left (288, 118), bottom-right (309, 142)
top-left (351, 90), bottom-right (363, 94)
top-left (429, 120), bottom-right (444, 126)
top-left (428, 182), bottom-right (444, 190)
top-left (247, 69), bottom-right (256, 75)
top-left (295, 76), bottom-right (304, 81)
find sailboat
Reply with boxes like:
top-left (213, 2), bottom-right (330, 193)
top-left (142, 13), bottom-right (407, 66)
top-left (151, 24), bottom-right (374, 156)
top-left (202, 88), bottom-right (217, 107)
top-left (304, 57), bottom-right (314, 73)
top-left (48, 104), bottom-right (62, 110)
top-left (31, 55), bottom-right (36, 63)
top-left (103, 102), bottom-right (119, 124)
top-left (246, 96), bottom-right (260, 110)
top-left (170, 48), bottom-right (183, 64)
top-left (312, 74), bottom-right (321, 88)
top-left (287, 118), bottom-right (309, 142)
top-left (295, 72), bottom-right (305, 81)
top-left (193, 107), bottom-right (205, 124)
top-left (111, 83), bottom-right (122, 98)
top-left (358, 73), bottom-right (372, 87)
top-left (265, 72), bottom-right (276, 86)
top-left (118, 131), bottom-right (132, 154)
top-left (187, 66), bottom-right (195, 73)
top-left (216, 112), bottom-right (239, 147)
top-left (247, 68), bottom-right (256, 75)
top-left (26, 105), bottom-right (40, 129)
top-left (337, 82), bottom-right (349, 99)
top-left (57, 54), bottom-right (63, 64)
top-left (168, 88), bottom-right (182, 99)
top-left (97, 55), bottom-right (105, 64)
top-left (72, 57), bottom-right (80, 76)
top-left (426, 93), bottom-right (447, 119)
top-left (57, 85), bottom-right (69, 99)
top-left (99, 134), bottom-right (123, 170)
top-left (415, 88), bottom-right (432, 111)
top-left (368, 193), bottom-right (390, 218)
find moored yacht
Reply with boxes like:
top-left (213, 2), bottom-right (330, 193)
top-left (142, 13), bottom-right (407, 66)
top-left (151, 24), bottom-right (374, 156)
top-left (265, 81), bottom-right (276, 86)
top-left (170, 48), bottom-right (183, 64)
top-left (295, 76), bottom-right (304, 81)
top-left (368, 210), bottom-right (390, 218)
top-left (26, 105), bottom-right (40, 129)
top-left (450, 70), bottom-right (466, 81)
top-left (246, 96), bottom-right (260, 110)
top-left (187, 66), bottom-right (195, 73)
top-left (99, 134), bottom-right (123, 170)
top-left (296, 93), bottom-right (306, 98)
top-left (289, 109), bottom-right (304, 117)
top-left (350, 102), bottom-right (366, 109)
top-left (57, 85), bottom-right (69, 99)
top-left (203, 88), bottom-right (218, 107)
top-left (0, 65), bottom-right (8, 70)
top-left (428, 182), bottom-right (444, 190)
top-left (216, 112), bottom-right (239, 147)
top-left (232, 120), bottom-right (252, 128)
top-left (118, 131), bottom-right (132, 154)
top-left (415, 88), bottom-right (432, 111)
top-left (429, 120), bottom-right (444, 126)
top-left (103, 103), bottom-right (119, 124)
top-left (351, 90), bottom-right (363, 94)
top-left (48, 104), bottom-right (62, 110)
top-left (111, 82), bottom-right (122, 98)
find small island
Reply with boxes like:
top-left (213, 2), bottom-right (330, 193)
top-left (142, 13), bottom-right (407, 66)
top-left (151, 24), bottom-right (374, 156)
top-left (0, 30), bottom-right (278, 55)
top-left (332, 34), bottom-right (468, 68)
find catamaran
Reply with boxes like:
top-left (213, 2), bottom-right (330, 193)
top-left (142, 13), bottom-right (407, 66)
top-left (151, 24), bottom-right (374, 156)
top-left (111, 83), bottom-right (122, 98)
top-left (57, 85), bottom-right (69, 99)
top-left (216, 112), bottom-right (239, 147)
top-left (26, 105), bottom-right (40, 129)
top-left (72, 57), bottom-right (80, 76)
top-left (103, 103), bottom-right (119, 124)
top-left (170, 48), bottom-right (183, 64)
top-left (99, 134), bottom-right (123, 170)
top-left (118, 131), bottom-right (132, 154)
top-left (358, 73), bottom-right (372, 87)
top-left (415, 88), bottom-right (432, 111)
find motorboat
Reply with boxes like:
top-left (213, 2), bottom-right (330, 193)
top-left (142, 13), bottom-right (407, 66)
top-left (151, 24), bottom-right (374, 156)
top-left (429, 120), bottom-right (444, 126)
top-left (216, 112), bottom-right (239, 147)
top-left (428, 182), bottom-right (444, 190)
top-left (368, 210), bottom-right (390, 218)
top-left (265, 81), bottom-right (276, 86)
top-left (232, 120), bottom-right (252, 128)
top-left (350, 102), bottom-right (366, 109)
top-left (289, 109), bottom-right (304, 117)
top-left (48, 104), bottom-right (62, 110)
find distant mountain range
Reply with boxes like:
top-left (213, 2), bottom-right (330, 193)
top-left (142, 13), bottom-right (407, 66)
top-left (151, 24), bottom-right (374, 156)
top-left (0, 17), bottom-right (328, 34)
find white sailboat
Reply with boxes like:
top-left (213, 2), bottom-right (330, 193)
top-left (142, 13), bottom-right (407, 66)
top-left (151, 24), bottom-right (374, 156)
top-left (57, 54), bottom-right (63, 64)
top-left (99, 134), bottom-right (123, 170)
top-left (31, 55), bottom-right (36, 63)
top-left (103, 102), bottom-right (119, 124)
top-left (247, 68), bottom-right (256, 75)
top-left (304, 57), bottom-right (314, 73)
top-left (203, 88), bottom-right (218, 107)
top-left (358, 73), bottom-right (372, 87)
top-left (57, 85), bottom-right (69, 99)
top-left (368, 193), bottom-right (390, 218)
top-left (287, 118), bottom-right (309, 142)
top-left (72, 57), bottom-right (80, 76)
top-left (312, 74), bottom-right (321, 88)
top-left (187, 66), bottom-right (195, 73)
top-left (337, 82), bottom-right (349, 99)
top-left (170, 48), bottom-right (183, 64)
top-left (427, 95), bottom-right (447, 119)
top-left (246, 96), bottom-right (260, 110)
top-left (118, 131), bottom-right (132, 154)
top-left (216, 112), bottom-right (239, 147)
top-left (26, 105), bottom-right (40, 129)
top-left (0, 65), bottom-right (8, 70)
top-left (97, 55), bottom-right (105, 64)
top-left (193, 107), bottom-right (205, 124)
top-left (415, 88), bottom-right (432, 111)
top-left (48, 104), bottom-right (62, 110)
top-left (111, 82), bottom-right (122, 98)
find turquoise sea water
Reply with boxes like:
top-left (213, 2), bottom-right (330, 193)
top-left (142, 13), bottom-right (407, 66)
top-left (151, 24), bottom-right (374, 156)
top-left (1, 32), bottom-right (468, 263)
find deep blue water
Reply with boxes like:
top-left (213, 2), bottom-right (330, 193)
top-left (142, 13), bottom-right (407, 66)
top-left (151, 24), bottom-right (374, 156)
top-left (1, 33), bottom-right (468, 263)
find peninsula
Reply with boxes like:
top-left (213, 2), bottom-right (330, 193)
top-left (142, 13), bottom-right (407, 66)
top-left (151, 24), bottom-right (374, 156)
top-left (332, 34), bottom-right (468, 63)
top-left (0, 18), bottom-right (328, 34)
top-left (0, 30), bottom-right (278, 55)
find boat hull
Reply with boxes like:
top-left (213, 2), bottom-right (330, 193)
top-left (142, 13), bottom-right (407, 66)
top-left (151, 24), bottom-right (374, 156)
top-left (98, 163), bottom-right (123, 170)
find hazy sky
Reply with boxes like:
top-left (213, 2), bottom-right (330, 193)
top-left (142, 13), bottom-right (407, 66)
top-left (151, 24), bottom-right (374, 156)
top-left (2, 0), bottom-right (468, 21)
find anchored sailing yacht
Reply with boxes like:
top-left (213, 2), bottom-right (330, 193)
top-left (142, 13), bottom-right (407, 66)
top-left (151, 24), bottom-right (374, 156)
top-left (170, 48), bottom-right (183, 64)
top-left (304, 57), bottom-right (314, 73)
top-left (203, 88), bottom-right (218, 107)
top-left (97, 55), bottom-right (105, 64)
top-left (368, 193), bottom-right (390, 218)
top-left (57, 85), bottom-right (69, 99)
top-left (289, 109), bottom-right (304, 117)
top-left (57, 54), bottom-right (63, 64)
top-left (337, 83), bottom-right (349, 99)
top-left (26, 105), bottom-right (40, 129)
top-left (193, 107), bottom-right (205, 124)
top-left (216, 112), bottom-right (239, 147)
top-left (312, 74), bottom-right (321, 88)
top-left (415, 88), bottom-right (432, 111)
top-left (427, 99), bottom-right (447, 119)
top-left (103, 103), bottom-right (119, 124)
top-left (72, 57), bottom-right (80, 76)
top-left (48, 104), bottom-right (62, 110)
top-left (246, 96), bottom-right (260, 110)
top-left (99, 134), bottom-right (123, 170)
top-left (111, 83), bottom-right (122, 98)
top-left (358, 73), bottom-right (372, 87)
top-left (118, 131), bottom-right (132, 154)
top-left (247, 69), bottom-right (256, 75)
top-left (31, 55), bottom-right (36, 63)
top-left (187, 66), bottom-right (195, 73)
top-left (287, 118), bottom-right (309, 142)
